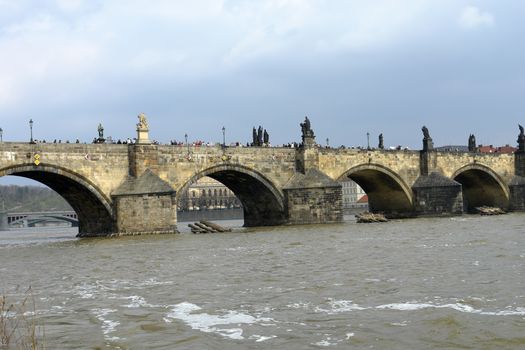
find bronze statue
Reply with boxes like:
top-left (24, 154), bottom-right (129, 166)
top-left (422, 126), bottom-right (430, 139)
top-left (300, 116), bottom-right (314, 139)
top-left (263, 129), bottom-right (269, 144)
top-left (378, 133), bottom-right (384, 149)
top-left (518, 124), bottom-right (525, 152)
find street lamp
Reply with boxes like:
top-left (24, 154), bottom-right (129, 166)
top-left (185, 133), bottom-right (189, 155)
top-left (0, 128), bottom-right (3, 143)
top-left (29, 119), bottom-right (34, 144)
top-left (222, 126), bottom-right (226, 147)
top-left (326, 137), bottom-right (329, 148)
top-left (366, 132), bottom-right (370, 150)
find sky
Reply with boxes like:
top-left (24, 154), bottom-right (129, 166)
top-left (1, 0), bottom-right (525, 152)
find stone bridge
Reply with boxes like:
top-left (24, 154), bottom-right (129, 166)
top-left (1, 118), bottom-right (525, 236)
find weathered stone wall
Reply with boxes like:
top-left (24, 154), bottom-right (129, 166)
top-left (1, 141), bottom-right (524, 235)
top-left (0, 143), bottom-right (130, 198)
top-left (434, 151), bottom-right (514, 182)
top-left (317, 148), bottom-right (422, 186)
top-left (113, 193), bottom-right (177, 235)
top-left (284, 186), bottom-right (343, 224)
top-left (155, 145), bottom-right (297, 192)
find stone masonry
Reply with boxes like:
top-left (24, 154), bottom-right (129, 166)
top-left (0, 122), bottom-right (523, 236)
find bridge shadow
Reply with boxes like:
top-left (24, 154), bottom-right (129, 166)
top-left (339, 164), bottom-right (413, 218)
top-left (453, 165), bottom-right (509, 212)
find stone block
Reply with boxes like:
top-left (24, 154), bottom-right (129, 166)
top-left (412, 172), bottom-right (463, 216)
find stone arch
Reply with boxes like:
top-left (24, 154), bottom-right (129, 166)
top-left (452, 163), bottom-right (510, 212)
top-left (0, 163), bottom-right (114, 235)
top-left (338, 163), bottom-right (413, 216)
top-left (177, 164), bottom-right (285, 226)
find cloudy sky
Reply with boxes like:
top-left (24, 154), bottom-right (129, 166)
top-left (1, 0), bottom-right (524, 150)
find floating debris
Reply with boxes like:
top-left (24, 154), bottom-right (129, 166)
top-left (476, 206), bottom-right (506, 216)
top-left (355, 212), bottom-right (388, 223)
top-left (188, 220), bottom-right (232, 234)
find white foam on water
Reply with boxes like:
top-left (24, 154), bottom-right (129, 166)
top-left (286, 302), bottom-right (310, 309)
top-left (316, 300), bottom-right (524, 317)
top-left (376, 302), bottom-right (476, 313)
top-left (314, 340), bottom-right (334, 347)
top-left (316, 300), bottom-right (366, 314)
top-left (480, 307), bottom-right (525, 316)
top-left (114, 295), bottom-right (159, 308)
top-left (249, 335), bottom-right (277, 342)
top-left (346, 332), bottom-right (355, 339)
top-left (92, 308), bottom-right (120, 341)
top-left (165, 302), bottom-right (265, 340)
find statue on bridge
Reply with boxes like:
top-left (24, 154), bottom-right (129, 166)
top-left (96, 123), bottom-right (105, 143)
top-left (137, 113), bottom-right (149, 130)
top-left (97, 123), bottom-right (104, 138)
top-left (264, 129), bottom-right (269, 145)
top-left (300, 116), bottom-right (315, 147)
top-left (518, 124), bottom-right (525, 152)
top-left (378, 133), bottom-right (384, 149)
top-left (421, 125), bottom-right (433, 151)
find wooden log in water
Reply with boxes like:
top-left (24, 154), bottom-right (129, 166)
top-left (355, 212), bottom-right (388, 223)
top-left (188, 223), bottom-right (208, 234)
top-left (194, 222), bottom-right (218, 233)
top-left (476, 206), bottom-right (506, 216)
top-left (200, 220), bottom-right (232, 232)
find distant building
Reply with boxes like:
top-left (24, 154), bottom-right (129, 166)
top-left (478, 144), bottom-right (517, 154)
top-left (178, 177), bottom-right (242, 211)
top-left (341, 180), bottom-right (367, 209)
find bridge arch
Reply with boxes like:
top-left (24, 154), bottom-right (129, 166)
top-left (177, 164), bottom-right (286, 226)
top-left (452, 163), bottom-right (509, 212)
top-left (338, 163), bottom-right (413, 216)
top-left (0, 163), bottom-right (114, 235)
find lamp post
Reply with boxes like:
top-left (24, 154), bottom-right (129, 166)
top-left (0, 128), bottom-right (3, 143)
top-left (222, 126), bottom-right (226, 147)
top-left (326, 137), bottom-right (329, 148)
top-left (29, 119), bottom-right (34, 144)
top-left (185, 133), bottom-right (189, 155)
top-left (366, 132), bottom-right (370, 150)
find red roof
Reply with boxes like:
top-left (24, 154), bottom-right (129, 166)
top-left (357, 194), bottom-right (368, 203)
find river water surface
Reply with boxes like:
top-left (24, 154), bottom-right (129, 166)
top-left (1, 214), bottom-right (524, 349)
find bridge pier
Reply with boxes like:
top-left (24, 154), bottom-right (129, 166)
top-left (108, 169), bottom-right (178, 236)
top-left (509, 152), bottom-right (525, 210)
top-left (0, 211), bottom-right (7, 231)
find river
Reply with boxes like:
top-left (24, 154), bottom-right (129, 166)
top-left (0, 214), bottom-right (524, 349)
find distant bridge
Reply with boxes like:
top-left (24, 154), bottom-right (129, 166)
top-left (2, 116), bottom-right (525, 237)
top-left (5, 211), bottom-right (78, 228)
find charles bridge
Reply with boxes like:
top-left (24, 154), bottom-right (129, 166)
top-left (1, 115), bottom-right (525, 237)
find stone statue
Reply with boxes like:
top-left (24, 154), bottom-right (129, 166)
top-left (300, 116), bottom-right (315, 140)
top-left (378, 133), bottom-right (384, 149)
top-left (252, 127), bottom-right (257, 146)
top-left (468, 134), bottom-right (477, 152)
top-left (421, 125), bottom-right (433, 151)
top-left (422, 126), bottom-right (430, 139)
top-left (263, 129), bottom-right (269, 144)
top-left (257, 126), bottom-right (263, 146)
top-left (97, 123), bottom-right (104, 138)
top-left (518, 124), bottom-right (525, 152)
top-left (137, 113), bottom-right (149, 130)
